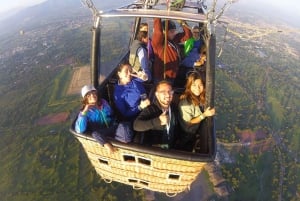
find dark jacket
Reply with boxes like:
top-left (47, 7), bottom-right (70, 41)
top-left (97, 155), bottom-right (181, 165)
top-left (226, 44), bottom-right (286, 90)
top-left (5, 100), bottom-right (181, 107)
top-left (133, 100), bottom-right (178, 148)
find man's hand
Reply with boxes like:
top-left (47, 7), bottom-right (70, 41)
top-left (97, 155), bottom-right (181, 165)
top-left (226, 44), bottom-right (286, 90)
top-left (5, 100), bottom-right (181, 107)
top-left (159, 110), bottom-right (168, 125)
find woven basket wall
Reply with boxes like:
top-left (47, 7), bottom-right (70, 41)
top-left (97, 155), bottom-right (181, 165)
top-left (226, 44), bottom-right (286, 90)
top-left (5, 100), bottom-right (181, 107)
top-left (76, 135), bottom-right (206, 195)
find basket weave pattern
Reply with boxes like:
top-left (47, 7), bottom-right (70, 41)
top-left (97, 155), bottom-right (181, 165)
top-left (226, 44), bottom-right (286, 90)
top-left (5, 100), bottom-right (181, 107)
top-left (76, 135), bottom-right (205, 194)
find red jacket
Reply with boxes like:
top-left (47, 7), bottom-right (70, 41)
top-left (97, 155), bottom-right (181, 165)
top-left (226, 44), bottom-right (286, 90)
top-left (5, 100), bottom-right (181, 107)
top-left (152, 18), bottom-right (192, 80)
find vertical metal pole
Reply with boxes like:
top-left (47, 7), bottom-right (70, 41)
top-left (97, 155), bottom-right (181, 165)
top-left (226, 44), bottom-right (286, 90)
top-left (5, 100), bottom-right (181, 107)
top-left (131, 17), bottom-right (141, 44)
top-left (91, 16), bottom-right (100, 88)
top-left (205, 33), bottom-right (216, 157)
top-left (206, 34), bottom-right (216, 107)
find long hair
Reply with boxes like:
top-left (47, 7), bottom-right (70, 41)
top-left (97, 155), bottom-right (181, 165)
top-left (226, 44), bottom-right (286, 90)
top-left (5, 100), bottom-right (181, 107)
top-left (180, 72), bottom-right (205, 106)
top-left (80, 91), bottom-right (101, 110)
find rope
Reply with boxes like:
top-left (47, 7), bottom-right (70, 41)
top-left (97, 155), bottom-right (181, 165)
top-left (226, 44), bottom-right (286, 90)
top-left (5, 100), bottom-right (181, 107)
top-left (99, 102), bottom-right (109, 128)
top-left (162, 0), bottom-right (171, 80)
top-left (166, 192), bottom-right (178, 197)
top-left (100, 111), bottom-right (109, 128)
top-left (81, 0), bottom-right (98, 16)
top-left (81, 0), bottom-right (101, 28)
top-left (217, 24), bottom-right (229, 57)
top-left (215, 0), bottom-right (237, 21)
top-left (207, 0), bottom-right (237, 24)
top-left (163, 20), bottom-right (168, 79)
top-left (103, 177), bottom-right (113, 183)
top-left (166, 0), bottom-right (170, 10)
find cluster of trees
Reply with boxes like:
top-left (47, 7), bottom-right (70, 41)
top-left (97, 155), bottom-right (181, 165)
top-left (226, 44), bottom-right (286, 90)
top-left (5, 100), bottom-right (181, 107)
top-left (215, 23), bottom-right (300, 200)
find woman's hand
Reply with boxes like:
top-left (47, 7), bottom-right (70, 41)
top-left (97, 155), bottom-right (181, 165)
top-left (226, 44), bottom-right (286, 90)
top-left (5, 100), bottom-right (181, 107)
top-left (203, 107), bottom-right (215, 117)
top-left (137, 71), bottom-right (148, 81)
top-left (104, 143), bottom-right (116, 153)
top-left (194, 55), bottom-right (207, 67)
top-left (82, 104), bottom-right (94, 113)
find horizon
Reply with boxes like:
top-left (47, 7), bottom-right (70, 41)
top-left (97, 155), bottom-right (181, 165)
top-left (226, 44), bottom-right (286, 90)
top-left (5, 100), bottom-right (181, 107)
top-left (0, 0), bottom-right (299, 29)
top-left (0, 0), bottom-right (46, 14)
top-left (0, 0), bottom-right (300, 16)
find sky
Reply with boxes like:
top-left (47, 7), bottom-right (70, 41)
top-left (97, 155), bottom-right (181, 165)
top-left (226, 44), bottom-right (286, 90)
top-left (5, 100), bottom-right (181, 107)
top-left (236, 0), bottom-right (300, 15)
top-left (0, 0), bottom-right (300, 18)
top-left (0, 0), bottom-right (299, 11)
top-left (0, 0), bottom-right (46, 13)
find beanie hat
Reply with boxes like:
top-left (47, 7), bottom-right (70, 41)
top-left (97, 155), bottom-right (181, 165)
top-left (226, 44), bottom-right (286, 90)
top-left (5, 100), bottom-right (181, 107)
top-left (192, 25), bottom-right (200, 30)
top-left (162, 20), bottom-right (176, 30)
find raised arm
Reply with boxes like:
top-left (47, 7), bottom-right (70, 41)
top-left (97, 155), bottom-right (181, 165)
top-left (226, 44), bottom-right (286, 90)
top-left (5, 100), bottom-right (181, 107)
top-left (151, 18), bottom-right (164, 52)
top-left (174, 22), bottom-right (192, 43)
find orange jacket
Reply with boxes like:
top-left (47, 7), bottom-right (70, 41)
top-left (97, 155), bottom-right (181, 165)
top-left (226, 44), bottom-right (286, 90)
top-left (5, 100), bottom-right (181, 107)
top-left (152, 18), bottom-right (192, 80)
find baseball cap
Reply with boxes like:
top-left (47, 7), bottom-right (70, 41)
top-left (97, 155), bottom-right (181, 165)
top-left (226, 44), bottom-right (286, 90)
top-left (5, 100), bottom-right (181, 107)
top-left (81, 85), bottom-right (96, 98)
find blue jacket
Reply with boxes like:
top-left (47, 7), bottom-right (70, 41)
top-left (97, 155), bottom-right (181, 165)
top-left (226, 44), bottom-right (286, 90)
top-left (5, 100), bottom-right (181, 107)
top-left (114, 79), bottom-right (146, 120)
top-left (181, 39), bottom-right (203, 68)
top-left (75, 99), bottom-right (114, 133)
top-left (75, 99), bottom-right (117, 146)
top-left (75, 99), bottom-right (133, 145)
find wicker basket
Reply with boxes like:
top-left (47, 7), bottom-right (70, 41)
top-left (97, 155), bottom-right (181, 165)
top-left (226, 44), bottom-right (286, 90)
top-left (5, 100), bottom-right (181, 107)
top-left (75, 134), bottom-right (206, 196)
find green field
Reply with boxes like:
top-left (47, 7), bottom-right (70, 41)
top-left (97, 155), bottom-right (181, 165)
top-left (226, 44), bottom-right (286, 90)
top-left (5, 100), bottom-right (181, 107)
top-left (0, 6), bottom-right (300, 201)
